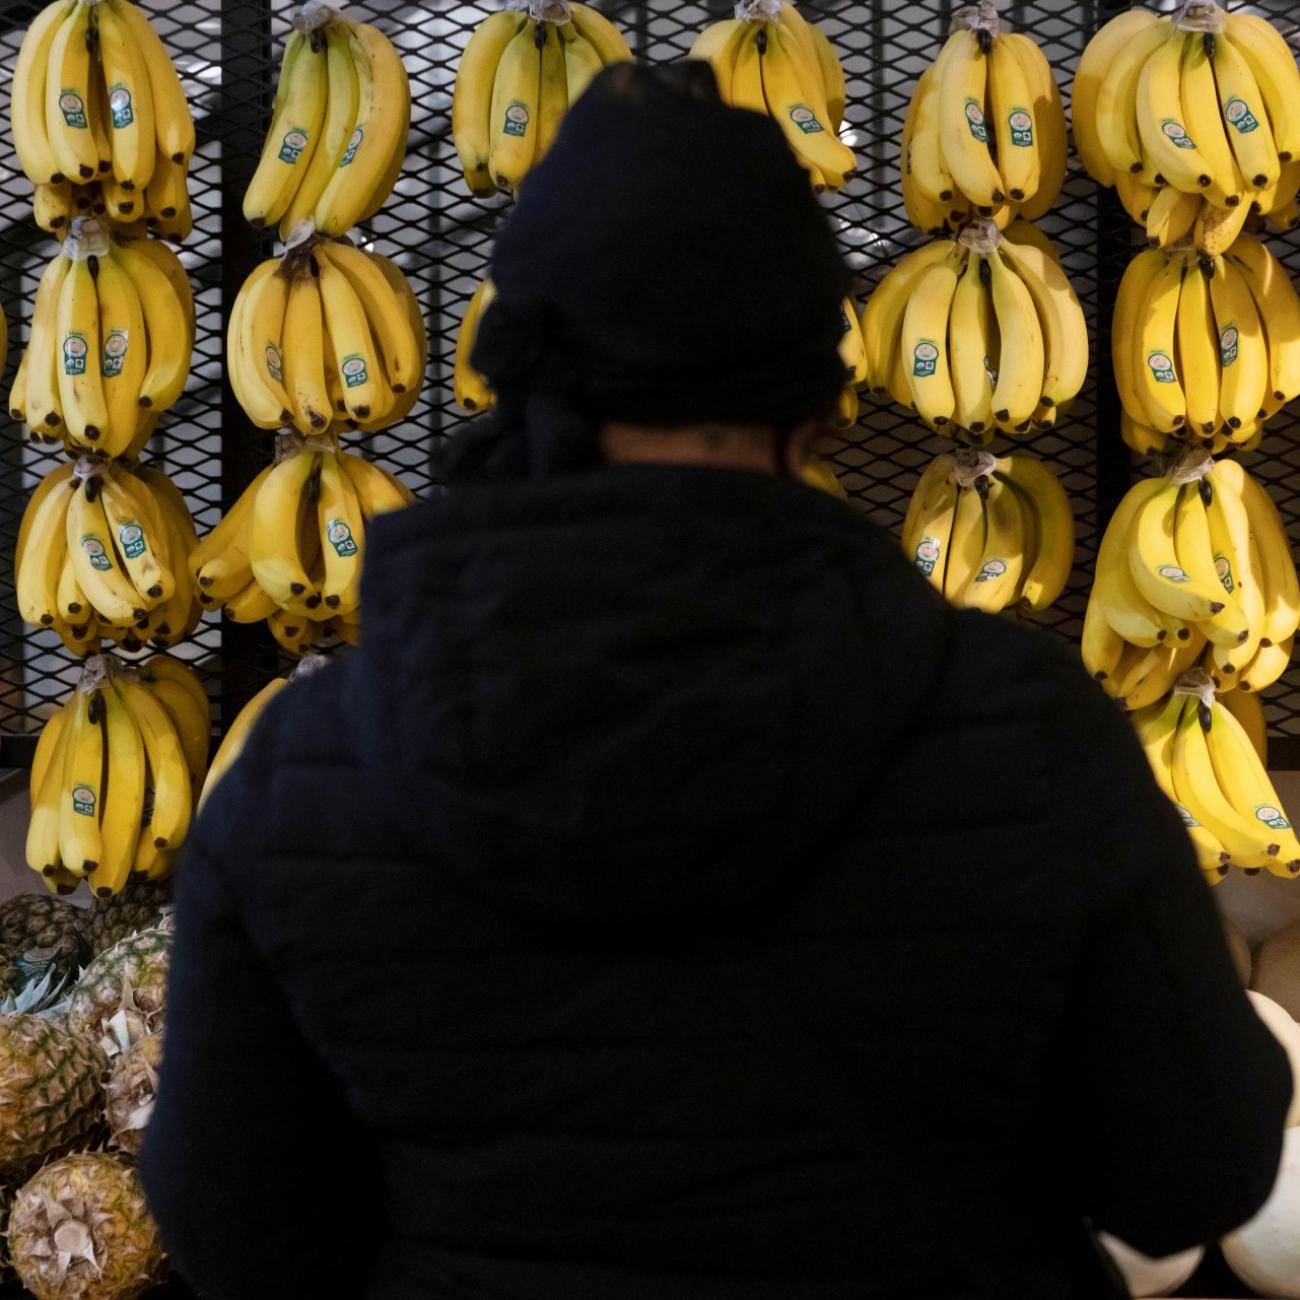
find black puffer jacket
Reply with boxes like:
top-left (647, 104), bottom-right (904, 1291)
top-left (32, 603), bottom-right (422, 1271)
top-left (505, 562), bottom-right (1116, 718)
top-left (141, 465), bottom-right (1290, 1300)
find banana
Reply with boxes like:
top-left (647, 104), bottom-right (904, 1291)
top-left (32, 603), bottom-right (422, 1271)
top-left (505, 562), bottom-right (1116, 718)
top-left (1095, 17), bottom-right (1172, 179)
top-left (533, 21), bottom-right (568, 164)
top-left (317, 451), bottom-right (364, 616)
top-left (1114, 168), bottom-right (1157, 225)
top-left (67, 475), bottom-right (149, 624)
top-left (1206, 470), bottom-right (1265, 676)
top-left (244, 32), bottom-right (326, 228)
top-left (907, 67), bottom-right (955, 206)
top-left (959, 475), bottom-right (1026, 613)
top-left (95, 0), bottom-right (156, 191)
top-left (1222, 687), bottom-right (1268, 765)
top-left (1181, 33), bottom-right (1244, 209)
top-left (1130, 478), bottom-right (1233, 625)
top-left (45, 1), bottom-right (98, 182)
top-left (1172, 482), bottom-right (1249, 647)
top-left (690, 18), bottom-right (743, 101)
top-left (16, 467), bottom-right (74, 628)
top-left (107, 0), bottom-right (192, 163)
top-left (117, 677), bottom-right (191, 854)
top-left (98, 466), bottom-right (172, 605)
top-left (994, 455), bottom-right (1074, 612)
top-left (807, 21), bottom-right (846, 132)
top-left (56, 549), bottom-right (89, 628)
top-left (985, 246), bottom-right (1043, 432)
top-left (281, 269), bottom-right (331, 434)
top-left (937, 30), bottom-right (1004, 208)
top-left (900, 254), bottom-right (961, 430)
top-left (1222, 12), bottom-right (1300, 162)
top-left (92, 247), bottom-right (148, 455)
top-left (1209, 254), bottom-right (1269, 435)
top-left (1133, 252), bottom-right (1187, 433)
top-left (339, 450), bottom-right (415, 518)
top-left (860, 241), bottom-right (957, 391)
top-left (191, 465), bottom-right (274, 601)
top-left (267, 608), bottom-right (315, 658)
top-left (26, 701), bottom-right (73, 877)
top-left (147, 675), bottom-right (208, 788)
top-left (1119, 633), bottom-right (1207, 712)
top-left (30, 253), bottom-right (74, 434)
top-left (317, 256), bottom-right (387, 423)
top-left (1074, 10), bottom-right (1161, 184)
top-left (279, 23), bottom-right (360, 238)
top-left (567, 4), bottom-right (632, 65)
top-left (943, 482), bottom-right (987, 600)
top-left (56, 254), bottom-right (109, 446)
top-left (88, 682), bottom-right (145, 898)
top-left (902, 466), bottom-right (958, 594)
top-left (1082, 591), bottom-right (1126, 683)
top-left (1218, 460), bottom-right (1300, 649)
top-left (13, 0), bottom-right (75, 185)
top-left (1144, 184), bottom-right (1199, 248)
top-left (1138, 28), bottom-right (1215, 195)
top-left (454, 12), bottom-right (526, 194)
top-left (1239, 637), bottom-right (1294, 694)
top-left (1175, 260), bottom-right (1220, 435)
top-left (1193, 177), bottom-right (1254, 257)
top-left (249, 449), bottom-right (322, 612)
top-left (314, 22), bottom-right (409, 233)
top-left (564, 28), bottom-right (605, 105)
top-left (1113, 252), bottom-right (1169, 435)
top-left (988, 34), bottom-right (1039, 204)
top-left (199, 677), bottom-right (287, 812)
top-left (1212, 32), bottom-right (1281, 191)
top-left (110, 240), bottom-right (190, 412)
top-left (1004, 33), bottom-right (1065, 220)
top-left (1095, 478), bottom-right (1174, 647)
top-left (1230, 234), bottom-right (1300, 407)
top-left (58, 686), bottom-right (104, 877)
top-left (32, 181), bottom-right (74, 233)
top-left (233, 260), bottom-right (293, 429)
top-left (948, 253), bottom-right (995, 436)
top-left (900, 454), bottom-right (956, 555)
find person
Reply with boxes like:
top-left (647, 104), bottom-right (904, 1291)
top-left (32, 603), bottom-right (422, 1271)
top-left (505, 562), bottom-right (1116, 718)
top-left (141, 62), bottom-right (1291, 1300)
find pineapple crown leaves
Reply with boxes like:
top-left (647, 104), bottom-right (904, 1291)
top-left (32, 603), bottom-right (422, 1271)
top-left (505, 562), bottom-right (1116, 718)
top-left (33, 1191), bottom-right (101, 1285)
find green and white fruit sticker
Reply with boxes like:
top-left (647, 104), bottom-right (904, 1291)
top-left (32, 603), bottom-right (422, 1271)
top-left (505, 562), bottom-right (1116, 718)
top-left (62, 333), bottom-right (88, 377)
top-left (1160, 119), bottom-right (1196, 150)
top-left (503, 102), bottom-right (530, 138)
top-left (1219, 324), bottom-right (1239, 368)
top-left (964, 98), bottom-right (988, 143)
top-left (912, 340), bottom-right (940, 378)
top-left (1224, 97), bottom-right (1260, 135)
top-left (1175, 803), bottom-right (1201, 829)
top-left (265, 343), bottom-right (283, 385)
top-left (80, 535), bottom-right (112, 572)
top-left (788, 105), bottom-right (824, 136)
top-left (340, 126), bottom-right (363, 167)
top-left (117, 522), bottom-right (146, 560)
top-left (840, 304), bottom-right (853, 336)
top-left (59, 89), bottom-right (87, 129)
top-left (973, 558), bottom-right (1008, 584)
top-left (1215, 553), bottom-right (1235, 594)
top-left (1157, 564), bottom-right (1191, 583)
top-left (327, 519), bottom-right (359, 558)
top-left (1256, 804), bottom-right (1292, 832)
top-left (1007, 108), bottom-right (1033, 147)
top-left (1147, 350), bottom-right (1177, 383)
top-left (102, 329), bottom-right (128, 378)
top-left (913, 535), bottom-right (942, 577)
top-left (341, 354), bottom-right (368, 388)
top-left (108, 84), bottom-right (134, 129)
top-left (278, 127), bottom-right (310, 165)
top-left (71, 784), bottom-right (96, 817)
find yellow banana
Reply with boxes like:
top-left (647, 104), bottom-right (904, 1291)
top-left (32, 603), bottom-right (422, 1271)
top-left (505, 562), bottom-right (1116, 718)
top-left (98, 466), bottom-right (172, 605)
top-left (1176, 260), bottom-right (1221, 435)
top-left (1138, 29), bottom-right (1213, 195)
top-left (988, 33), bottom-right (1039, 204)
top-left (95, 0), bottom-right (157, 191)
top-left (89, 682), bottom-right (145, 898)
top-left (1004, 33), bottom-right (1065, 220)
top-left (117, 677), bottom-right (191, 853)
top-left (1095, 17), bottom-right (1171, 179)
top-left (567, 4), bottom-right (632, 64)
top-left (453, 11), bottom-right (527, 195)
top-left (317, 256), bottom-right (387, 423)
top-left (59, 686), bottom-right (105, 877)
top-left (995, 455), bottom-right (1074, 613)
top-left (249, 449), bottom-right (322, 612)
top-left (1229, 234), bottom-right (1300, 408)
top-left (232, 260), bottom-right (293, 429)
top-left (1222, 12), bottom-right (1300, 162)
top-left (937, 29), bottom-right (1004, 208)
top-left (860, 241), bottom-right (957, 391)
top-left (13, 0), bottom-right (76, 185)
top-left (107, 0), bottom-right (193, 163)
top-left (94, 247), bottom-right (148, 455)
top-left (317, 451), bottom-right (365, 616)
top-left (959, 475), bottom-right (1026, 613)
top-left (66, 475), bottom-right (147, 624)
top-left (111, 240), bottom-right (190, 412)
top-left (534, 21), bottom-right (568, 164)
top-left (199, 676), bottom-right (287, 812)
top-left (1209, 254), bottom-right (1269, 435)
top-left (46, 0), bottom-right (99, 183)
top-left (56, 254), bottom-right (109, 446)
top-left (1133, 252), bottom-right (1187, 433)
top-left (26, 701), bottom-right (73, 878)
top-left (947, 253), bottom-right (995, 437)
top-left (1074, 10), bottom-right (1161, 185)
top-left (26, 254), bottom-right (72, 432)
top-left (1181, 33), bottom-right (1244, 209)
top-left (900, 254), bottom-right (961, 430)
top-left (986, 246), bottom-right (1043, 432)
top-left (282, 269), bottom-right (331, 434)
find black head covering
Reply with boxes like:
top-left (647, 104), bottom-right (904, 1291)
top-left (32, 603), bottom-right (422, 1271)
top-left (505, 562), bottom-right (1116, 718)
top-left (447, 60), bottom-right (852, 481)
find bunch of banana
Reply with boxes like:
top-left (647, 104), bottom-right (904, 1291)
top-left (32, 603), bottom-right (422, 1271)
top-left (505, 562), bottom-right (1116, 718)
top-left (1114, 233), bottom-right (1300, 456)
top-left (1083, 455), bottom-right (1299, 709)
top-left (1074, 6), bottom-right (1300, 242)
top-left (453, 278), bottom-right (496, 415)
top-left (244, 13), bottom-right (410, 238)
top-left (189, 436), bottom-right (414, 640)
top-left (689, 1), bottom-right (854, 192)
top-left (860, 219), bottom-right (1087, 441)
top-left (802, 455), bottom-right (847, 499)
top-left (1132, 673), bottom-right (1300, 885)
top-left (25, 652), bottom-right (209, 897)
top-left (228, 239), bottom-right (426, 437)
top-left (32, 175), bottom-right (194, 240)
top-left (898, 6), bottom-right (1066, 234)
top-left (9, 221), bottom-right (194, 455)
top-left (900, 449), bottom-right (1075, 614)
top-left (455, 4), bottom-right (632, 198)
top-left (12, 0), bottom-right (194, 233)
top-left (15, 457), bottom-right (200, 654)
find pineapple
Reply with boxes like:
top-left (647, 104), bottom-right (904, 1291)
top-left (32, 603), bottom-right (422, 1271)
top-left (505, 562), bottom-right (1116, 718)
top-left (104, 1033), bottom-right (162, 1159)
top-left (0, 1017), bottom-right (106, 1175)
top-left (0, 897), bottom-right (87, 959)
top-left (87, 880), bottom-right (173, 958)
top-left (67, 931), bottom-right (171, 1053)
top-left (9, 1152), bottom-right (166, 1300)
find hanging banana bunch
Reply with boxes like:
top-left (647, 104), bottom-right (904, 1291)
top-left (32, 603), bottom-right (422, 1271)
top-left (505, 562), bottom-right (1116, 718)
top-left (453, 1), bottom-right (633, 198)
top-left (1114, 232), bottom-right (1300, 456)
top-left (1083, 450), bottom-right (1299, 716)
top-left (860, 219), bottom-right (1087, 442)
top-left (901, 449), bottom-right (1075, 615)
top-left (9, 219), bottom-right (194, 456)
top-left (898, 0), bottom-right (1067, 234)
top-left (25, 652), bottom-right (209, 897)
top-left (1074, 3), bottom-right (1300, 247)
top-left (11, 0), bottom-right (195, 237)
top-left (243, 7), bottom-right (410, 238)
top-left (228, 237), bottom-right (426, 437)
top-left (189, 433), bottom-right (415, 651)
top-left (14, 457), bottom-right (200, 655)
top-left (690, 0), bottom-right (854, 192)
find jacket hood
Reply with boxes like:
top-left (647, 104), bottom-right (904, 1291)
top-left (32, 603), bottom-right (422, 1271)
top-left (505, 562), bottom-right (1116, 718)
top-left (355, 466), bottom-right (951, 933)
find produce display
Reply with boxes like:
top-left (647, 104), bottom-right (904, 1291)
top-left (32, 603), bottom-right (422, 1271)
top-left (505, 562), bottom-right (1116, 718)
top-left (860, 220), bottom-right (1087, 441)
top-left (900, 449), bottom-right (1074, 613)
top-left (1074, 5), bottom-right (1300, 244)
top-left (897, 4), bottom-right (1066, 233)
top-left (15, 459), bottom-right (200, 653)
top-left (245, 10), bottom-right (410, 238)
top-left (1083, 457), bottom-right (1300, 705)
top-left (10, 221), bottom-right (194, 455)
top-left (11, 0), bottom-right (195, 232)
top-left (454, 3), bottom-right (632, 197)
top-left (1114, 234), bottom-right (1300, 456)
top-left (228, 239), bottom-right (426, 436)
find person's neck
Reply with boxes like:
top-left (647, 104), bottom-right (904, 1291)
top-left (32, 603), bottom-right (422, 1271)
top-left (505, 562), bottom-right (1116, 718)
top-left (599, 422), bottom-right (794, 476)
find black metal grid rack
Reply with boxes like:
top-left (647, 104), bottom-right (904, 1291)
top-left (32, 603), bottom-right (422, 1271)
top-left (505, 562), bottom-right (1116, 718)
top-left (0, 0), bottom-right (1299, 768)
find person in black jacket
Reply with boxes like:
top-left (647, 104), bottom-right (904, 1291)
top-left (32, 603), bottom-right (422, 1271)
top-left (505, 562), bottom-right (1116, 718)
top-left (141, 63), bottom-right (1291, 1300)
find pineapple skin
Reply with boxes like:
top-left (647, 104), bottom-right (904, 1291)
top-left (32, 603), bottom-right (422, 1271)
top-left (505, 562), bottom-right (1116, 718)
top-left (106, 1032), bottom-right (164, 1159)
top-left (67, 931), bottom-right (173, 1048)
top-left (0, 897), bottom-right (88, 957)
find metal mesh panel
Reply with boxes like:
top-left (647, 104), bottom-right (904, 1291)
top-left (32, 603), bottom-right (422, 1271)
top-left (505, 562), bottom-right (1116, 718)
top-left (0, 0), bottom-right (1299, 764)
